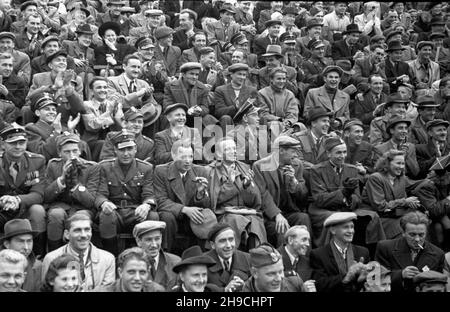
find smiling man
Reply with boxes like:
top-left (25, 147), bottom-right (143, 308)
top-left (375, 211), bottom-right (445, 292)
top-left (133, 220), bottom-right (180, 290)
top-left (42, 213), bottom-right (115, 291)
top-left (99, 247), bottom-right (164, 292)
top-left (242, 243), bottom-right (306, 292)
top-left (0, 249), bottom-right (28, 292)
top-left (342, 118), bottom-right (374, 176)
top-left (409, 41), bottom-right (440, 94)
top-left (96, 130), bottom-right (158, 256)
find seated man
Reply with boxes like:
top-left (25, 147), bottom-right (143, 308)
top-left (42, 213), bottom-right (116, 291)
top-left (153, 103), bottom-right (202, 165)
top-left (203, 224), bottom-right (251, 292)
top-left (1, 219), bottom-right (42, 292)
top-left (413, 270), bottom-right (448, 292)
top-left (0, 52), bottom-right (28, 116)
top-left (207, 138), bottom-right (267, 251)
top-left (309, 137), bottom-right (385, 247)
top-left (44, 132), bottom-right (99, 251)
top-left (0, 32), bottom-right (31, 86)
top-left (95, 130), bottom-right (158, 256)
top-left (242, 243), bottom-right (308, 292)
top-left (279, 225), bottom-right (315, 285)
top-left (97, 247), bottom-right (165, 292)
top-left (409, 95), bottom-right (440, 145)
top-left (213, 63), bottom-right (258, 132)
top-left (171, 245), bottom-right (220, 292)
top-left (342, 119), bottom-right (374, 176)
top-left (310, 212), bottom-right (370, 292)
top-left (0, 249), bottom-right (28, 292)
top-left (353, 44), bottom-right (387, 93)
top-left (373, 117), bottom-right (420, 179)
top-left (331, 24), bottom-right (364, 66)
top-left (253, 136), bottom-right (310, 248)
top-left (133, 221), bottom-right (180, 290)
top-left (375, 211), bottom-right (445, 292)
top-left (0, 124), bottom-right (46, 257)
top-left (154, 139), bottom-right (210, 253)
top-left (302, 39), bottom-right (334, 90)
top-left (100, 107), bottom-right (154, 162)
top-left (408, 41), bottom-right (440, 96)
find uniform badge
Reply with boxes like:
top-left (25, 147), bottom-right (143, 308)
top-left (78, 185), bottom-right (86, 192)
top-left (270, 252), bottom-right (279, 263)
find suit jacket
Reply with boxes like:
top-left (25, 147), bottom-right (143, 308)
top-left (12, 49), bottom-right (31, 85)
top-left (43, 158), bottom-right (99, 210)
top-left (278, 245), bottom-right (313, 282)
top-left (172, 27), bottom-right (201, 52)
top-left (310, 243), bottom-right (369, 292)
top-left (100, 132), bottom-right (154, 163)
top-left (62, 40), bottom-right (95, 70)
top-left (153, 250), bottom-right (181, 290)
top-left (375, 237), bottom-right (445, 292)
top-left (258, 86), bottom-right (299, 125)
top-left (331, 39), bottom-right (364, 65)
top-left (14, 30), bottom-right (45, 59)
top-left (181, 48), bottom-right (200, 64)
top-left (253, 35), bottom-right (280, 59)
top-left (163, 78), bottom-right (209, 113)
top-left (1, 72), bottom-right (28, 109)
top-left (42, 243), bottom-right (115, 291)
top-left (304, 86), bottom-right (350, 121)
top-left (373, 140), bottom-right (420, 179)
top-left (252, 154), bottom-right (309, 220)
top-left (296, 36), bottom-right (332, 59)
top-left (153, 44), bottom-right (182, 77)
top-left (354, 91), bottom-right (387, 126)
top-left (95, 158), bottom-right (155, 209)
top-left (293, 130), bottom-right (328, 169)
top-left (409, 116), bottom-right (428, 145)
top-left (353, 57), bottom-right (386, 88)
top-left (384, 58), bottom-right (412, 91)
top-left (416, 140), bottom-right (450, 179)
top-left (213, 83), bottom-right (257, 119)
top-left (107, 73), bottom-right (153, 110)
top-left (0, 151), bottom-right (45, 208)
top-left (204, 249), bottom-right (251, 290)
top-left (345, 140), bottom-right (374, 171)
top-left (153, 127), bottom-right (202, 165)
top-left (154, 162), bottom-right (210, 217)
top-left (302, 56), bottom-right (334, 88)
top-left (205, 20), bottom-right (240, 45)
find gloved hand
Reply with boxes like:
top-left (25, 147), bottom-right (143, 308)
top-left (342, 177), bottom-right (359, 198)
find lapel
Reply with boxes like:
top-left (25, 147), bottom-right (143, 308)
top-left (392, 237), bottom-right (414, 268)
top-left (155, 251), bottom-right (169, 286)
top-left (279, 246), bottom-right (293, 271)
top-left (207, 250), bottom-right (231, 285)
top-left (118, 74), bottom-right (129, 95)
top-left (325, 244), bottom-right (340, 275)
top-left (237, 85), bottom-right (251, 107)
top-left (15, 155), bottom-right (30, 187)
top-left (168, 162), bottom-right (186, 204)
top-left (177, 79), bottom-right (191, 106)
top-left (324, 161), bottom-right (341, 187)
top-left (225, 84), bottom-right (237, 107)
top-left (316, 86), bottom-right (333, 111)
top-left (208, 164), bottom-right (221, 210)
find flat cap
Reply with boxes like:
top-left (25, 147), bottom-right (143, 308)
top-left (0, 124), bottom-right (27, 143)
top-left (46, 50), bottom-right (68, 64)
top-left (308, 107), bottom-right (332, 123)
top-left (416, 41), bottom-right (434, 51)
top-left (385, 30), bottom-right (402, 41)
top-left (230, 32), bottom-right (248, 45)
top-left (133, 221), bottom-right (166, 238)
top-left (273, 135), bottom-right (301, 148)
top-left (324, 137), bottom-right (345, 152)
top-left (124, 106), bottom-right (144, 121)
top-left (370, 35), bottom-right (385, 44)
top-left (163, 103), bottom-right (189, 115)
top-left (219, 5), bottom-right (236, 14)
top-left (426, 119), bottom-right (450, 131)
top-left (199, 46), bottom-right (215, 55)
top-left (324, 212), bottom-right (357, 227)
top-left (20, 1), bottom-right (37, 11)
top-left (41, 36), bottom-right (60, 49)
top-left (305, 18), bottom-right (323, 29)
top-left (413, 270), bottom-right (448, 285)
top-left (386, 116), bottom-right (411, 132)
top-left (56, 131), bottom-right (80, 147)
top-left (144, 9), bottom-right (163, 16)
top-left (343, 118), bottom-right (364, 131)
top-left (265, 19), bottom-right (282, 28)
top-left (322, 65), bottom-right (343, 77)
top-left (208, 223), bottom-right (233, 242)
top-left (385, 93), bottom-right (409, 107)
top-left (307, 38), bottom-right (325, 50)
top-left (0, 32), bottom-right (15, 41)
top-left (110, 129), bottom-right (136, 149)
top-left (154, 26), bottom-right (174, 40)
top-left (180, 62), bottom-right (202, 73)
top-left (227, 63), bottom-right (249, 73)
top-left (250, 243), bottom-right (282, 268)
top-left (282, 6), bottom-right (298, 16)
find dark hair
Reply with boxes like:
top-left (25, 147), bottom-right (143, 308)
top-left (269, 66), bottom-right (287, 79)
top-left (41, 254), bottom-right (80, 292)
top-left (117, 247), bottom-right (150, 269)
top-left (368, 74), bottom-right (384, 84)
top-left (123, 54), bottom-right (141, 66)
top-left (400, 211), bottom-right (430, 231)
top-left (374, 149), bottom-right (405, 173)
top-left (89, 76), bottom-right (109, 89)
top-left (64, 212), bottom-right (92, 231)
top-left (190, 31), bottom-right (208, 46)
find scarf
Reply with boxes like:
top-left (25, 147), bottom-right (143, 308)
top-left (330, 240), bottom-right (355, 276)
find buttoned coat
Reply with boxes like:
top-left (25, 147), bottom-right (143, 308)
top-left (353, 56), bottom-right (386, 89)
top-left (408, 58), bottom-right (440, 90)
top-left (292, 130), bottom-right (328, 170)
top-left (213, 83), bottom-right (257, 119)
top-left (100, 132), bottom-right (154, 162)
top-left (409, 116), bottom-right (428, 145)
top-left (252, 154), bottom-right (309, 220)
top-left (153, 127), bottom-right (202, 165)
top-left (204, 249), bottom-right (251, 290)
top-left (384, 58), bottom-right (412, 91)
top-left (252, 35), bottom-right (280, 60)
top-left (375, 237), bottom-right (445, 292)
top-left (152, 250), bottom-right (181, 290)
top-left (278, 245), bottom-right (313, 282)
top-left (95, 158), bottom-right (156, 209)
top-left (353, 91), bottom-right (387, 127)
top-left (43, 158), bottom-right (99, 210)
top-left (204, 20), bottom-right (240, 45)
top-left (12, 49), bottom-right (31, 85)
top-left (181, 48), bottom-right (199, 64)
top-left (153, 43), bottom-right (182, 77)
top-left (303, 85), bottom-right (350, 121)
top-left (153, 162), bottom-right (210, 218)
top-left (163, 78), bottom-right (209, 113)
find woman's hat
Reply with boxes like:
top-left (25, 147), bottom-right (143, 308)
top-left (172, 245), bottom-right (216, 273)
top-left (98, 21), bottom-right (121, 38)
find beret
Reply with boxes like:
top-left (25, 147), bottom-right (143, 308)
top-left (413, 270), bottom-right (448, 285)
top-left (324, 137), bottom-right (345, 152)
top-left (133, 221), bottom-right (166, 238)
top-left (227, 63), bottom-right (249, 73)
top-left (110, 130), bottom-right (136, 149)
top-left (180, 62), bottom-right (202, 73)
top-left (208, 223), bottom-right (233, 242)
top-left (426, 119), bottom-right (450, 131)
top-left (56, 132), bottom-right (80, 147)
top-left (324, 212), bottom-right (357, 227)
top-left (41, 36), bottom-right (60, 49)
top-left (0, 124), bottom-right (27, 143)
top-left (46, 50), bottom-right (68, 64)
top-left (163, 103), bottom-right (189, 115)
top-left (124, 106), bottom-right (144, 121)
top-left (250, 243), bottom-right (282, 268)
top-left (154, 26), bottom-right (174, 40)
top-left (273, 135), bottom-right (301, 148)
top-left (199, 46), bottom-right (215, 55)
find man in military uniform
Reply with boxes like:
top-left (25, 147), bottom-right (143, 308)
top-left (44, 132), bottom-right (100, 251)
top-left (302, 39), bottom-right (333, 90)
top-left (0, 124), bottom-right (46, 257)
top-left (95, 130), bottom-right (158, 256)
top-left (100, 107), bottom-right (155, 162)
top-left (242, 243), bottom-right (308, 292)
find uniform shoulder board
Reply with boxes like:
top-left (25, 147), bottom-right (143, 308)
top-left (48, 158), bottom-right (63, 164)
top-left (98, 158), bottom-right (115, 164)
top-left (0, 151), bottom-right (3, 157)
top-left (356, 93), bottom-right (364, 102)
top-left (26, 151), bottom-right (45, 159)
top-left (142, 135), bottom-right (153, 142)
top-left (137, 158), bottom-right (152, 166)
top-left (83, 160), bottom-right (98, 166)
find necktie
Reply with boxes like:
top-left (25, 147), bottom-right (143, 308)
top-left (79, 251), bottom-right (86, 281)
top-left (411, 250), bottom-right (418, 262)
top-left (182, 174), bottom-right (188, 186)
top-left (224, 259), bottom-right (230, 272)
top-left (129, 80), bottom-right (137, 93)
top-left (292, 258), bottom-right (299, 270)
top-left (394, 61), bottom-right (399, 74)
top-left (149, 258), bottom-right (156, 280)
top-left (9, 162), bottom-right (18, 183)
top-left (316, 138), bottom-right (321, 151)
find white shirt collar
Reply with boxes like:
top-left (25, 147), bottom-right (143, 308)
top-left (284, 246), bottom-right (298, 266)
top-left (152, 252), bottom-right (160, 269)
top-left (123, 74), bottom-right (135, 87)
top-left (333, 240), bottom-right (348, 258)
top-left (218, 255), bottom-right (232, 270)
